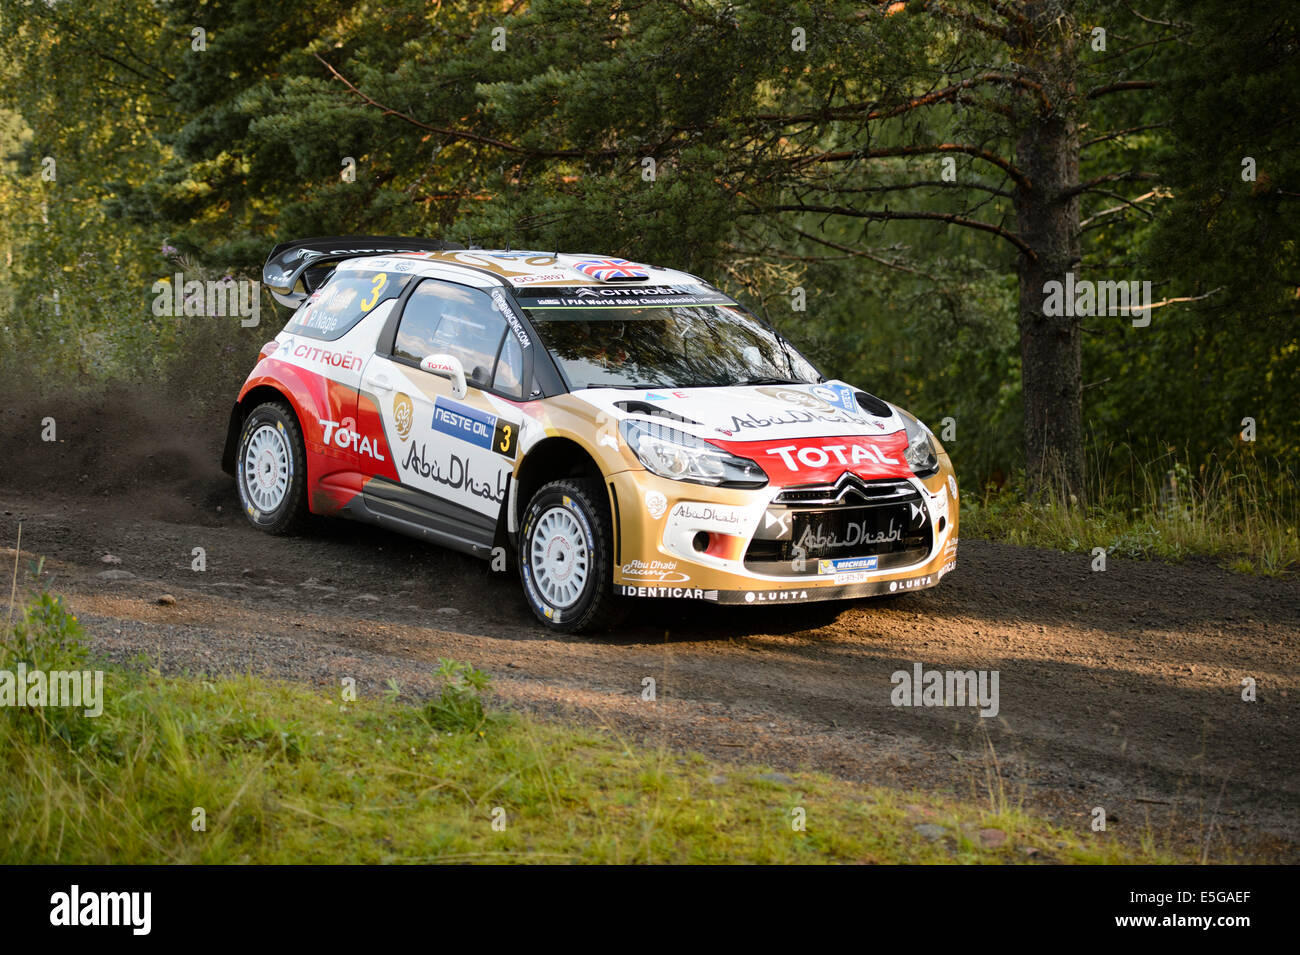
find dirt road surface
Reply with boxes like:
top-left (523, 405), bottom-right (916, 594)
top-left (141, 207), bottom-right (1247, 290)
top-left (1, 393), bottom-right (1296, 859)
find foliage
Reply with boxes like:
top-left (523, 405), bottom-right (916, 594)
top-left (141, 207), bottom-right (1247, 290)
top-left (964, 442), bottom-right (1300, 575)
top-left (424, 657), bottom-right (492, 732)
top-left (0, 0), bottom-right (1294, 549)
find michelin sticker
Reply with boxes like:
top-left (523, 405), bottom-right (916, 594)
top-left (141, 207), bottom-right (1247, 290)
top-left (818, 556), bottom-right (878, 575)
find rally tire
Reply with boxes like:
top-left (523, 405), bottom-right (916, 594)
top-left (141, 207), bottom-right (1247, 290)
top-left (235, 401), bottom-right (309, 535)
top-left (518, 478), bottom-right (623, 634)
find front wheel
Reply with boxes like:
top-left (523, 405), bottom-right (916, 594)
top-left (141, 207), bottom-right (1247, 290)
top-left (235, 401), bottom-right (309, 534)
top-left (518, 478), bottom-right (622, 633)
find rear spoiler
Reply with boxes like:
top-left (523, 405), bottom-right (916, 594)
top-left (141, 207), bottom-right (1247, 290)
top-left (262, 235), bottom-right (463, 308)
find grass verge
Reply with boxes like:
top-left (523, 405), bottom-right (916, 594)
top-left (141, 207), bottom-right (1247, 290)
top-left (963, 446), bottom-right (1299, 576)
top-left (2, 586), bottom-right (1209, 864)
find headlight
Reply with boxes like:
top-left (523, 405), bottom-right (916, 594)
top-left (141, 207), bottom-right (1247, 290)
top-left (620, 420), bottom-right (767, 488)
top-left (902, 415), bottom-right (939, 475)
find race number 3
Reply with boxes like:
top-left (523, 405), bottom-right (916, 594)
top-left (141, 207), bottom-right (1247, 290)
top-left (493, 420), bottom-right (517, 459)
top-left (360, 272), bottom-right (388, 311)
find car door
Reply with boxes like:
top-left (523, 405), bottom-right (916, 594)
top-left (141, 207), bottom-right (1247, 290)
top-left (361, 277), bottom-right (528, 532)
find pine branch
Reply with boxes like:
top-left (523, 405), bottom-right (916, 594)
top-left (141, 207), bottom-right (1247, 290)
top-left (1080, 123), bottom-right (1168, 149)
top-left (804, 143), bottom-right (1033, 192)
top-left (752, 70), bottom-right (1051, 125)
top-left (1063, 170), bottom-right (1160, 198)
top-left (1087, 80), bottom-right (1159, 99)
top-left (313, 53), bottom-right (615, 161)
top-left (745, 202), bottom-right (1036, 259)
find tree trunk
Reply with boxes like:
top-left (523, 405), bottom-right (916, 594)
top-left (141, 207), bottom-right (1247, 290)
top-left (1014, 3), bottom-right (1085, 502)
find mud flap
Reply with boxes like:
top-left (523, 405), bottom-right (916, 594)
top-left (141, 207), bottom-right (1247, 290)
top-left (220, 402), bottom-right (242, 476)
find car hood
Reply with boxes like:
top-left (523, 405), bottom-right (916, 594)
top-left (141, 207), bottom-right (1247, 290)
top-left (571, 381), bottom-right (917, 486)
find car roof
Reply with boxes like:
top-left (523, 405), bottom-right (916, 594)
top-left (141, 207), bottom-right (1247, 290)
top-left (341, 249), bottom-right (709, 290)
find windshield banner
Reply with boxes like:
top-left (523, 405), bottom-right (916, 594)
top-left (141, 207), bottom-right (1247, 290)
top-left (514, 285), bottom-right (733, 309)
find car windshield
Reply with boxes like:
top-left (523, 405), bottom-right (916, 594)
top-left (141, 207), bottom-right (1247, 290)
top-left (513, 285), bottom-right (821, 389)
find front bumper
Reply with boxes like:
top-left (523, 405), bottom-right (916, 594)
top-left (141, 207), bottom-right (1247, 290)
top-left (608, 455), bottom-right (959, 604)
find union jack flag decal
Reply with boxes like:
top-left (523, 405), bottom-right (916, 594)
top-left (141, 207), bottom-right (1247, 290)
top-left (572, 257), bottom-right (649, 281)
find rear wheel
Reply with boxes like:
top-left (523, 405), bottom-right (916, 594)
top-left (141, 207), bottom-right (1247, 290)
top-left (235, 401), bottom-right (309, 534)
top-left (519, 478), bottom-right (622, 633)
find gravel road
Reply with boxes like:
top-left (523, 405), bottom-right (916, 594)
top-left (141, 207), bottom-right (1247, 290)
top-left (1, 389), bottom-right (1296, 859)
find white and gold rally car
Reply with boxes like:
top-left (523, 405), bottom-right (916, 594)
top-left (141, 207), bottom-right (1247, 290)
top-left (221, 237), bottom-right (958, 632)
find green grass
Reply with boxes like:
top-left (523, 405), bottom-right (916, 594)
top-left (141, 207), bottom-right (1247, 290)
top-left (964, 445), bottom-right (1300, 576)
top-left (0, 587), bottom-right (1215, 864)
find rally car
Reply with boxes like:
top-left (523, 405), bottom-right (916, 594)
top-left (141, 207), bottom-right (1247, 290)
top-left (222, 237), bottom-right (958, 632)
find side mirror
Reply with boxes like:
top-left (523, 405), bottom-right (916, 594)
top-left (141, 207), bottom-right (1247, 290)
top-left (420, 353), bottom-right (467, 399)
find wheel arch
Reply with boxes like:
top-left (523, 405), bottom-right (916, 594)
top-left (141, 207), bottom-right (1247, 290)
top-left (221, 383), bottom-right (305, 475)
top-left (511, 436), bottom-right (614, 548)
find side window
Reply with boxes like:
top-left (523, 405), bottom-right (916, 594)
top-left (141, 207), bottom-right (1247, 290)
top-left (392, 281), bottom-right (446, 365)
top-left (285, 267), bottom-right (410, 341)
top-left (494, 332), bottom-right (524, 398)
top-left (394, 280), bottom-right (509, 390)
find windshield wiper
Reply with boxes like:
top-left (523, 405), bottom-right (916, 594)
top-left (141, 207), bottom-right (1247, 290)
top-left (580, 383), bottom-right (662, 390)
top-left (739, 376), bottom-right (805, 386)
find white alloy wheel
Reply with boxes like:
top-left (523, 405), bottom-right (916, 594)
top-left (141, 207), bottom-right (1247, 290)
top-left (243, 423), bottom-right (291, 512)
top-left (528, 505), bottom-right (590, 608)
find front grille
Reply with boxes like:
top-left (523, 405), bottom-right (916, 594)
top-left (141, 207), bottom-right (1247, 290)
top-left (774, 476), bottom-right (916, 507)
top-left (746, 478), bottom-right (932, 576)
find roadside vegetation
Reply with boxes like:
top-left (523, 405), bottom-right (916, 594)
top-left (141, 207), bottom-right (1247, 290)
top-left (3, 2), bottom-right (1295, 585)
top-left (963, 444), bottom-right (1299, 577)
top-left (4, 1), bottom-right (1297, 560)
top-left (2, 581), bottom-right (1216, 865)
